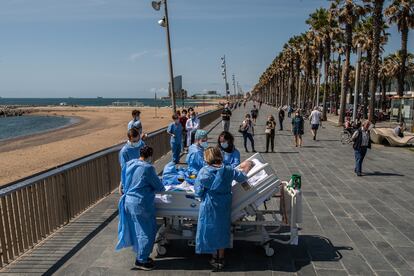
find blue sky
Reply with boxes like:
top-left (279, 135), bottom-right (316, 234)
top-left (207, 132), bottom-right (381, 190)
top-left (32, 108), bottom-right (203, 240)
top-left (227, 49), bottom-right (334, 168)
top-left (0, 0), bottom-right (411, 98)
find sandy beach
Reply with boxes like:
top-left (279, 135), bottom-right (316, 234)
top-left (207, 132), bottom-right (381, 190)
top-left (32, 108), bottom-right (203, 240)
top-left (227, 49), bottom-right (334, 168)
top-left (0, 105), bottom-right (218, 186)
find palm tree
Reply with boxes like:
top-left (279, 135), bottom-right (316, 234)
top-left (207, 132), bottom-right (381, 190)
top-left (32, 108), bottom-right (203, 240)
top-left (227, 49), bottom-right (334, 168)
top-left (385, 0), bottom-right (414, 96)
top-left (330, 0), bottom-right (365, 126)
top-left (363, 0), bottom-right (385, 122)
top-left (307, 7), bottom-right (340, 120)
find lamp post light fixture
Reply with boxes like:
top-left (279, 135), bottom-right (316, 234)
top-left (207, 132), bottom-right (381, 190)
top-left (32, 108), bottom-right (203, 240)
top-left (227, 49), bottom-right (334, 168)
top-left (152, 0), bottom-right (176, 113)
top-left (352, 43), bottom-right (362, 122)
top-left (221, 55), bottom-right (230, 100)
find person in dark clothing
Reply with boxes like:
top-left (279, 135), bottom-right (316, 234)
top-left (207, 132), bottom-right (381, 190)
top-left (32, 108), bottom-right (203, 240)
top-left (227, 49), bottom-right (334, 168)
top-left (259, 101), bottom-right (263, 109)
top-left (250, 105), bottom-right (259, 123)
top-left (180, 109), bottom-right (188, 150)
top-left (291, 110), bottom-right (304, 147)
top-left (278, 108), bottom-right (285, 130)
top-left (221, 103), bottom-right (232, 132)
top-left (265, 115), bottom-right (276, 152)
top-left (351, 121), bottom-right (371, 176)
top-left (240, 114), bottom-right (256, 152)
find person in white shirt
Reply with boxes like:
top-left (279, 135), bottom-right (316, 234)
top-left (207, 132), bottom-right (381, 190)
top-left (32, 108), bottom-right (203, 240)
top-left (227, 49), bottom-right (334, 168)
top-left (309, 107), bottom-right (322, 140)
top-left (185, 111), bottom-right (200, 146)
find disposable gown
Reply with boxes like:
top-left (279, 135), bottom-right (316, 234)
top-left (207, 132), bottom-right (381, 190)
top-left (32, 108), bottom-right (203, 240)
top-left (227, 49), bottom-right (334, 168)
top-left (167, 122), bottom-right (182, 163)
top-left (116, 159), bottom-right (165, 262)
top-left (186, 144), bottom-right (205, 174)
top-left (119, 140), bottom-right (145, 184)
top-left (222, 148), bottom-right (241, 169)
top-left (194, 164), bottom-right (247, 254)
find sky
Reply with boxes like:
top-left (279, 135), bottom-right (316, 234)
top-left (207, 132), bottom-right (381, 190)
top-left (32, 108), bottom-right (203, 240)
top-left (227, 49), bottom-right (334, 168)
top-left (0, 0), bottom-right (412, 98)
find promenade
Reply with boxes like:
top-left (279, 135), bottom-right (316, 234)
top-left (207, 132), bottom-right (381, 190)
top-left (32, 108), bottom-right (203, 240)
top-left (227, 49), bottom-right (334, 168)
top-left (3, 103), bottom-right (414, 275)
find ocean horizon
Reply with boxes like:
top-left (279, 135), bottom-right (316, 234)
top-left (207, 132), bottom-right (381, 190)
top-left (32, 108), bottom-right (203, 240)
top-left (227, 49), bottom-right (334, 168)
top-left (0, 97), bottom-right (219, 107)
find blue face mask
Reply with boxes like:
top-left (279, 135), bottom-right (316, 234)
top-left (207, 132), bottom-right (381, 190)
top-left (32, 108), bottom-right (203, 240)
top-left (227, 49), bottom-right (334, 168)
top-left (130, 140), bottom-right (140, 147)
top-left (221, 142), bottom-right (228, 149)
top-left (200, 142), bottom-right (208, 149)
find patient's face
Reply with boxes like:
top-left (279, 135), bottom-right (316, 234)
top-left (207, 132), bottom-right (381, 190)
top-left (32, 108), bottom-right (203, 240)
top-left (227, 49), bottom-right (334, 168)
top-left (239, 161), bottom-right (254, 174)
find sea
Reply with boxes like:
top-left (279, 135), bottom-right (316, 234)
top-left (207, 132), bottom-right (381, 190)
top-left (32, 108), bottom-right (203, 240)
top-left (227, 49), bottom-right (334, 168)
top-left (0, 115), bottom-right (73, 141)
top-left (0, 97), bottom-right (211, 107)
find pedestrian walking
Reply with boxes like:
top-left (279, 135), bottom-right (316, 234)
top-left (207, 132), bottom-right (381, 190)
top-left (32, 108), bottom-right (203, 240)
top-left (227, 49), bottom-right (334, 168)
top-left (239, 114), bottom-right (256, 152)
top-left (278, 107), bottom-right (285, 130)
top-left (291, 110), bottom-right (304, 147)
top-left (243, 101), bottom-right (246, 108)
top-left (351, 121), bottom-right (372, 176)
top-left (250, 105), bottom-right (259, 123)
top-left (167, 114), bottom-right (183, 164)
top-left (259, 100), bottom-right (263, 109)
top-left (221, 103), bottom-right (232, 132)
top-left (287, 105), bottom-right (293, 118)
top-left (309, 106), bottom-right (322, 140)
top-left (265, 115), bottom-right (276, 152)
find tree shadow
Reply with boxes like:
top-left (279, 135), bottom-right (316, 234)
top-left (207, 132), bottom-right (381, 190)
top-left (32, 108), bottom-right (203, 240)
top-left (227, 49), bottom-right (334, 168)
top-left (153, 235), bottom-right (352, 273)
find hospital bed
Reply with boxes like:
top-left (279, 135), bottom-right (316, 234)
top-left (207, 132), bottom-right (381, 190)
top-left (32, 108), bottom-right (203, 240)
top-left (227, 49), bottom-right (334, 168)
top-left (154, 153), bottom-right (302, 257)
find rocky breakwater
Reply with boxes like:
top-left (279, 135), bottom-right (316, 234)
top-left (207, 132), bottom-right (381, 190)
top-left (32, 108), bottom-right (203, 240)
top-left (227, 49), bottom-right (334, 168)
top-left (0, 106), bottom-right (33, 117)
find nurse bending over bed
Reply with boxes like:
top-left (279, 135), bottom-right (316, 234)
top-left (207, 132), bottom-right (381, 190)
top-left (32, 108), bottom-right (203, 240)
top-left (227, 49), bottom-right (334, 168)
top-left (194, 147), bottom-right (247, 270)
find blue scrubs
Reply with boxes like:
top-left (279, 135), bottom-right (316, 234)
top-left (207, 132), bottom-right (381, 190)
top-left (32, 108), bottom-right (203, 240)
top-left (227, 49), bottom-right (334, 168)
top-left (186, 144), bottom-right (205, 175)
top-left (119, 140), bottom-right (145, 184)
top-left (116, 159), bottom-right (165, 262)
top-left (194, 164), bottom-right (247, 254)
top-left (222, 148), bottom-right (241, 169)
top-left (128, 119), bottom-right (142, 134)
top-left (167, 122), bottom-right (182, 163)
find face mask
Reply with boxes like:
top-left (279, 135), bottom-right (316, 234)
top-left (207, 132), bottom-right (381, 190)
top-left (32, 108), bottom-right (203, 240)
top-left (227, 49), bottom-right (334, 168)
top-left (200, 142), bottom-right (208, 149)
top-left (130, 141), bottom-right (140, 147)
top-left (174, 120), bottom-right (179, 124)
top-left (221, 142), bottom-right (229, 149)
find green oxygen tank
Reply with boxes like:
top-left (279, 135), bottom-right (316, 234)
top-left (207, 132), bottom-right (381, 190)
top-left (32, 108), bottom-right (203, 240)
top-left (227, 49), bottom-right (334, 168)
top-left (288, 174), bottom-right (301, 190)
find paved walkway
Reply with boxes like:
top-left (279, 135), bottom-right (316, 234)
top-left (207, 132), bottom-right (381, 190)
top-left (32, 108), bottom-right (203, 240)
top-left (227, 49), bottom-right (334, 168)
top-left (3, 103), bottom-right (414, 275)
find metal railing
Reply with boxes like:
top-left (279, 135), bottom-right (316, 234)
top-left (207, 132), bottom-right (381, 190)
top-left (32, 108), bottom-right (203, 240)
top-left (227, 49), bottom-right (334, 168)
top-left (0, 108), bottom-right (222, 268)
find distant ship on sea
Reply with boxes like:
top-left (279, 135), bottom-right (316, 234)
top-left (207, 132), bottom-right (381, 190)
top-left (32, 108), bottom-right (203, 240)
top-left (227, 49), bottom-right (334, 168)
top-left (97, 96), bottom-right (103, 99)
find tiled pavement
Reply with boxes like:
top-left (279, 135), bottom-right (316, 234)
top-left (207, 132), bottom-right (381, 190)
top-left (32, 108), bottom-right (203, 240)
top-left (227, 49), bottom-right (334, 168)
top-left (2, 103), bottom-right (414, 275)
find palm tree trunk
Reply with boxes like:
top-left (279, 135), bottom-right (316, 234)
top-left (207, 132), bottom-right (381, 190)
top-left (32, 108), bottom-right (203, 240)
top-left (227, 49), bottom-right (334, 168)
top-left (322, 39), bottom-right (331, 121)
top-left (339, 24), bottom-right (352, 126)
top-left (381, 79), bottom-right (387, 111)
top-left (368, 1), bottom-right (384, 123)
top-left (398, 24), bottom-right (408, 96)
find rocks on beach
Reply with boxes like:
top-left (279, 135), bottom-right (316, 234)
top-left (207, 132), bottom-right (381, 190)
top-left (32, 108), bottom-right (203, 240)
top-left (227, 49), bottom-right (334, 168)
top-left (0, 106), bottom-right (32, 117)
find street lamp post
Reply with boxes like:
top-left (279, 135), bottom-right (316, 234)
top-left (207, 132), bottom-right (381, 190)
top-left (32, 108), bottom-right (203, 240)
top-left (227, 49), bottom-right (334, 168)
top-left (232, 74), bottom-right (236, 100)
top-left (152, 0), bottom-right (176, 113)
top-left (352, 44), bottom-right (362, 122)
top-left (221, 55), bottom-right (229, 101)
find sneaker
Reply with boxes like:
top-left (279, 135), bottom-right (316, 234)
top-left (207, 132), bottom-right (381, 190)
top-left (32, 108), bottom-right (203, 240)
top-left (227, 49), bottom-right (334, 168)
top-left (356, 173), bottom-right (362, 177)
top-left (135, 259), bottom-right (155, 271)
top-left (210, 258), bottom-right (225, 270)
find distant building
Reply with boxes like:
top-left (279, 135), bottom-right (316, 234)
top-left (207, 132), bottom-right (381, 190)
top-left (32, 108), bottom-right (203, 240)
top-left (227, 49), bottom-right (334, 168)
top-left (191, 91), bottom-right (223, 99)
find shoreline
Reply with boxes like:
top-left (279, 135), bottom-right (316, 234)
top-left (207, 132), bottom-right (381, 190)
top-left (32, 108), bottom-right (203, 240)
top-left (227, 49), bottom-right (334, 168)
top-left (0, 105), bottom-right (218, 186)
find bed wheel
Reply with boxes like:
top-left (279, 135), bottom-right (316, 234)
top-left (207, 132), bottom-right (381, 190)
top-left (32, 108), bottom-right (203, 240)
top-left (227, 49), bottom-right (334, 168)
top-left (156, 245), bottom-right (167, 256)
top-left (264, 245), bottom-right (274, 257)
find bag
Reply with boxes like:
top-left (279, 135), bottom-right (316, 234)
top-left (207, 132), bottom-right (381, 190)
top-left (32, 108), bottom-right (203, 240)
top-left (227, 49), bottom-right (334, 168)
top-left (238, 122), bottom-right (248, 133)
top-left (265, 128), bottom-right (271, 134)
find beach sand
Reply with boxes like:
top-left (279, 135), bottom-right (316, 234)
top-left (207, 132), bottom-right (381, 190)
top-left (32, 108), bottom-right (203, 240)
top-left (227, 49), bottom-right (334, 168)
top-left (0, 105), bottom-right (217, 186)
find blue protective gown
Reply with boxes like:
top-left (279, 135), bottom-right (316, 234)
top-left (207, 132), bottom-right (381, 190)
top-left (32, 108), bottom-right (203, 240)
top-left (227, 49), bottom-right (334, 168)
top-left (116, 159), bottom-right (165, 262)
top-left (128, 119), bottom-right (142, 134)
top-left (167, 122), bottom-right (183, 163)
top-left (222, 148), bottom-right (241, 169)
top-left (194, 164), bottom-right (247, 254)
top-left (119, 140), bottom-right (145, 184)
top-left (186, 144), bottom-right (205, 175)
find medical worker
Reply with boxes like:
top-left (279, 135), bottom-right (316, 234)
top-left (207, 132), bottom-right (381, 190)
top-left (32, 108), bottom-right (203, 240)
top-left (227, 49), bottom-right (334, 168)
top-left (186, 129), bottom-right (208, 175)
top-left (118, 128), bottom-right (146, 191)
top-left (167, 114), bottom-right (183, 163)
top-left (127, 110), bottom-right (142, 134)
top-left (116, 146), bottom-right (165, 271)
top-left (195, 147), bottom-right (247, 269)
top-left (217, 131), bottom-right (240, 169)
top-left (185, 111), bottom-right (200, 146)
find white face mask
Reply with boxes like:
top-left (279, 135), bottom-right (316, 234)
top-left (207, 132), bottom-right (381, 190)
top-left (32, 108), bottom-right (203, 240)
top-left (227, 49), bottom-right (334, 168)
top-left (130, 141), bottom-right (140, 147)
top-left (221, 142), bottom-right (229, 149)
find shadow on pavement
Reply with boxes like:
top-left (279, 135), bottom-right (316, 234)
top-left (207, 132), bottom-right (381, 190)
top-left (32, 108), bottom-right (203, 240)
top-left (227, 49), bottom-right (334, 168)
top-left (363, 171), bottom-right (404, 177)
top-left (152, 235), bottom-right (351, 273)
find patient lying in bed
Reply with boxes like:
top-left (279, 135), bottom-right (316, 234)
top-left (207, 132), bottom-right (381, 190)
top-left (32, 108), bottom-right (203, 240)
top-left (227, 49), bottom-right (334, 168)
top-left (237, 159), bottom-right (268, 186)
